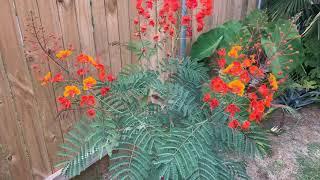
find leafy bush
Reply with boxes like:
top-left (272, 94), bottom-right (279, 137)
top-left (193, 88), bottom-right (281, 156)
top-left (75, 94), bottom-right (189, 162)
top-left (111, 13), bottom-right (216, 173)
top-left (266, 0), bottom-right (320, 83)
top-left (24, 5), bottom-right (303, 180)
top-left (55, 57), bottom-right (272, 179)
top-left (191, 10), bottom-right (303, 79)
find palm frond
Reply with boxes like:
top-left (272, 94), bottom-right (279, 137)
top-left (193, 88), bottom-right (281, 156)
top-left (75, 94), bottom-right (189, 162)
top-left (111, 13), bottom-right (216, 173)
top-left (267, 0), bottom-right (313, 20)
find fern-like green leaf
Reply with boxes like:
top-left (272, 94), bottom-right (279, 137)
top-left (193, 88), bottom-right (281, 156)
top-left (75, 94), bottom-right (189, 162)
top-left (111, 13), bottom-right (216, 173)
top-left (57, 112), bottom-right (119, 177)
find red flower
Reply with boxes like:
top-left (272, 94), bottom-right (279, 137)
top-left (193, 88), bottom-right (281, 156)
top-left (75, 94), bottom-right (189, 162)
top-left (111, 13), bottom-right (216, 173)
top-left (240, 71), bottom-right (250, 84)
top-left (217, 48), bottom-right (226, 57)
top-left (249, 111), bottom-right (263, 122)
top-left (251, 100), bottom-right (265, 113)
top-left (95, 63), bottom-right (105, 72)
top-left (77, 68), bottom-right (88, 76)
top-left (264, 93), bottom-right (273, 108)
top-left (149, 19), bottom-right (155, 27)
top-left (248, 100), bottom-right (265, 122)
top-left (146, 0), bottom-right (153, 9)
top-left (186, 0), bottom-right (198, 9)
top-left (153, 34), bottom-right (160, 41)
top-left (258, 84), bottom-right (269, 97)
top-left (143, 11), bottom-right (151, 19)
top-left (225, 104), bottom-right (241, 118)
top-left (242, 59), bottom-right (252, 68)
top-left (197, 20), bottom-right (204, 32)
top-left (140, 24), bottom-right (147, 33)
top-left (77, 53), bottom-right (90, 63)
top-left (80, 95), bottom-right (96, 107)
top-left (168, 14), bottom-right (177, 25)
top-left (101, 87), bottom-right (110, 96)
top-left (169, 28), bottom-right (175, 36)
top-left (211, 77), bottom-right (228, 94)
top-left (249, 65), bottom-right (265, 78)
top-left (241, 120), bottom-right (251, 130)
top-left (223, 61), bottom-right (243, 76)
top-left (57, 96), bottom-right (71, 110)
top-left (181, 16), bottom-right (191, 26)
top-left (107, 74), bottom-right (116, 82)
top-left (51, 73), bottom-right (64, 83)
top-left (217, 58), bottom-right (226, 69)
top-left (98, 71), bottom-right (106, 82)
top-left (209, 98), bottom-right (219, 110)
top-left (133, 17), bottom-right (139, 25)
top-left (228, 119), bottom-right (240, 129)
top-left (248, 93), bottom-right (258, 101)
top-left (86, 109), bottom-right (96, 118)
top-left (202, 93), bottom-right (211, 102)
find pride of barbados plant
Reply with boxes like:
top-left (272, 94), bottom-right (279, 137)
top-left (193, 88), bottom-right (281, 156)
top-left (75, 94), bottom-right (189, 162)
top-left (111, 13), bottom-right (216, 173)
top-left (23, 5), bottom-right (303, 180)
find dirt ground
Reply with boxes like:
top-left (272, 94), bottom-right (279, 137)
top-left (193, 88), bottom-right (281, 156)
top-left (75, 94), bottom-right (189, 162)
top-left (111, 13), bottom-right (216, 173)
top-left (246, 105), bottom-right (320, 180)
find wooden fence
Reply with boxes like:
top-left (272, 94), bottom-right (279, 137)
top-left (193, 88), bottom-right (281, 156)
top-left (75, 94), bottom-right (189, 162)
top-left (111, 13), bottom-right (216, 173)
top-left (0, 0), bottom-right (256, 179)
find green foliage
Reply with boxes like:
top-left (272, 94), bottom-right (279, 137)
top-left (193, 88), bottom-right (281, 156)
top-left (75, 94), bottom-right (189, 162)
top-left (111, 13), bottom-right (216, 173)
top-left (190, 21), bottom-right (243, 60)
top-left (213, 123), bottom-right (271, 157)
top-left (58, 58), bottom-right (271, 179)
top-left (266, 0), bottom-right (313, 20)
top-left (262, 19), bottom-right (303, 78)
top-left (56, 114), bottom-right (119, 177)
top-left (266, 0), bottom-right (320, 83)
top-left (190, 36), bottom-right (223, 61)
top-left (127, 41), bottom-right (157, 61)
top-left (191, 10), bottom-right (304, 78)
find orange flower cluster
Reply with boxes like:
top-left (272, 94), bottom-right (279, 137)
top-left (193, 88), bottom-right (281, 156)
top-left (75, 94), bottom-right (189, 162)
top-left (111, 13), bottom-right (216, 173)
top-left (56, 50), bottom-right (72, 59)
top-left (39, 50), bottom-right (116, 119)
top-left (203, 46), bottom-right (281, 131)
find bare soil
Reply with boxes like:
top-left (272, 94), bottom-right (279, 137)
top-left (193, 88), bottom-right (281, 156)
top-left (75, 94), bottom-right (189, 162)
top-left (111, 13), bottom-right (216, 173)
top-left (246, 105), bottom-right (320, 180)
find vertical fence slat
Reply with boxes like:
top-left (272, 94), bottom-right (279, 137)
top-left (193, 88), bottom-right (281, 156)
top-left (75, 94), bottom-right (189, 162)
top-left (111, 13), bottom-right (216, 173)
top-left (0, 51), bottom-right (33, 180)
top-left (105, 0), bottom-right (122, 74)
top-left (117, 0), bottom-right (131, 67)
top-left (57, 0), bottom-right (82, 53)
top-left (91, 0), bottom-right (111, 69)
top-left (75, 0), bottom-right (95, 55)
top-left (129, 0), bottom-right (139, 64)
top-left (0, 0), bottom-right (52, 178)
top-left (247, 0), bottom-right (257, 14)
top-left (232, 0), bottom-right (245, 20)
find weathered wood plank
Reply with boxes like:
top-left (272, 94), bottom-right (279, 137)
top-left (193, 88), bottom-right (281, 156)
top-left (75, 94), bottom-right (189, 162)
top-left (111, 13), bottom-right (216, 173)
top-left (0, 51), bottom-right (33, 180)
top-left (105, 0), bottom-right (122, 74)
top-left (91, 0), bottom-right (111, 70)
top-left (117, 0), bottom-right (132, 67)
top-left (247, 0), bottom-right (257, 14)
top-left (75, 0), bottom-right (95, 55)
top-left (57, 0), bottom-right (82, 54)
top-left (128, 0), bottom-right (139, 64)
top-left (1, 0), bottom-right (52, 178)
